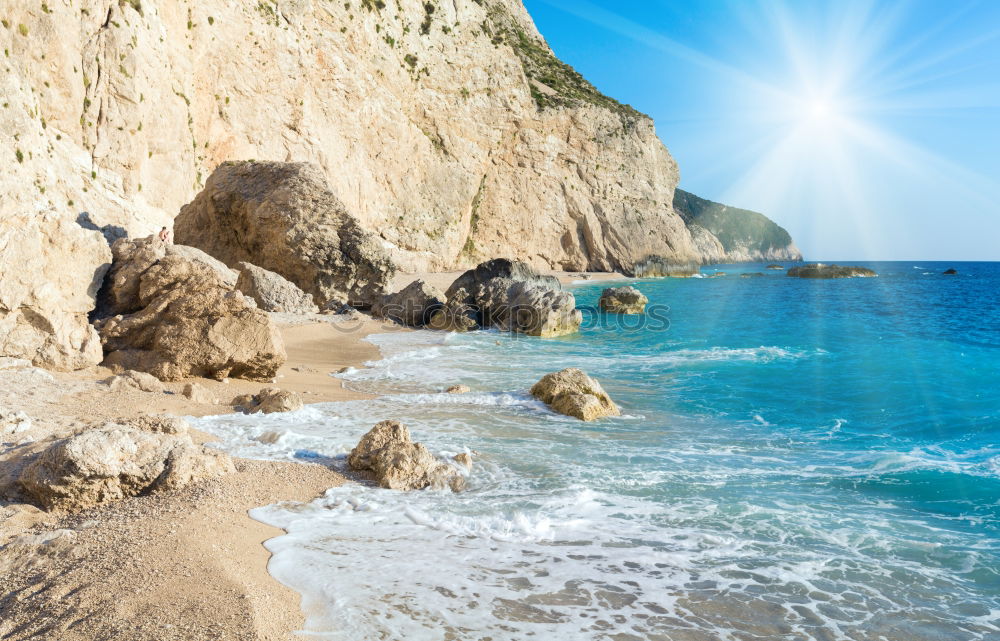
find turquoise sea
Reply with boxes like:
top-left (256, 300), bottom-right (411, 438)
top-left (194, 261), bottom-right (1000, 640)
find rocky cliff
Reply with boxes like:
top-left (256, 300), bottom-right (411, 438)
top-left (673, 189), bottom-right (802, 263)
top-left (0, 0), bottom-right (701, 275)
top-left (1, 0), bottom-right (800, 368)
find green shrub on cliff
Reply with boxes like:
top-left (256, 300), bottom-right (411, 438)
top-left (484, 4), bottom-right (645, 128)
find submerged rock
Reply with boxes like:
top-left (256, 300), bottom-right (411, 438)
top-left (19, 426), bottom-right (234, 511)
top-left (94, 237), bottom-right (286, 382)
top-left (446, 384), bottom-right (471, 394)
top-left (373, 280), bottom-right (445, 327)
top-left (943, 268), bottom-right (958, 275)
top-left (598, 286), bottom-right (648, 314)
top-left (432, 259), bottom-right (581, 337)
top-left (233, 388), bottom-right (304, 414)
top-left (787, 264), bottom-right (877, 279)
top-left (174, 161), bottom-right (396, 309)
top-left (740, 272), bottom-right (764, 278)
top-left (530, 368), bottom-right (620, 421)
top-left (235, 262), bottom-right (318, 314)
top-left (766, 264), bottom-right (785, 270)
top-left (348, 420), bottom-right (464, 492)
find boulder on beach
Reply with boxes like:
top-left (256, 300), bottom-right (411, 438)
top-left (598, 286), bottom-right (648, 314)
top-left (0, 407), bottom-right (33, 435)
top-left (235, 262), bottom-right (318, 314)
top-left (430, 259), bottom-right (581, 337)
top-left (105, 370), bottom-right (166, 394)
top-left (373, 280), bottom-right (445, 327)
top-left (787, 264), bottom-right (877, 279)
top-left (183, 383), bottom-right (216, 405)
top-left (530, 368), bottom-right (620, 421)
top-left (18, 426), bottom-right (234, 511)
top-left (94, 237), bottom-right (286, 382)
top-left (174, 161), bottom-right (396, 309)
top-left (348, 420), bottom-right (465, 492)
top-left (233, 388), bottom-right (304, 414)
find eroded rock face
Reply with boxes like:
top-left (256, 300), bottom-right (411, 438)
top-left (233, 388), bottom-right (303, 414)
top-left (787, 264), bottom-right (877, 279)
top-left (235, 262), bottom-right (318, 314)
top-left (432, 260), bottom-right (581, 337)
top-left (94, 237), bottom-right (286, 382)
top-left (0, 214), bottom-right (111, 371)
top-left (530, 368), bottom-right (620, 421)
top-left (598, 286), bottom-right (648, 315)
top-left (18, 426), bottom-right (234, 511)
top-left (348, 420), bottom-right (464, 492)
top-left (174, 162), bottom-right (396, 308)
top-left (373, 280), bottom-right (445, 327)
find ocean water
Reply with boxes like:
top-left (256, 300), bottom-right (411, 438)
top-left (193, 261), bottom-right (1000, 641)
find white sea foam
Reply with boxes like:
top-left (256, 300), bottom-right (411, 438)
top-left (189, 329), bottom-right (999, 641)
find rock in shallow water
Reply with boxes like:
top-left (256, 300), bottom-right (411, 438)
top-left (431, 259), bottom-right (581, 337)
top-left (787, 264), bottom-right (877, 279)
top-left (348, 420), bottom-right (464, 492)
top-left (232, 388), bottom-right (303, 414)
top-left (530, 368), bottom-right (621, 421)
top-left (598, 286), bottom-right (648, 314)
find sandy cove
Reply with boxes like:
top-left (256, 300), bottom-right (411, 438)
top-left (0, 271), bottom-right (623, 640)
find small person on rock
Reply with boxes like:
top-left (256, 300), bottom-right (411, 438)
top-left (158, 226), bottom-right (173, 244)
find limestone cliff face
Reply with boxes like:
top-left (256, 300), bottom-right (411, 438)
top-left (0, 0), bottom-right (698, 275)
top-left (673, 189), bottom-right (803, 264)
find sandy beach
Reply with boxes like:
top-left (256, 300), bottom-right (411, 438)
top-left (0, 271), bottom-right (625, 640)
top-left (0, 312), bottom-right (392, 640)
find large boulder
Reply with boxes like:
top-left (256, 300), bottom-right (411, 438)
top-left (94, 237), bottom-right (286, 382)
top-left (530, 368), bottom-right (621, 421)
top-left (598, 286), bottom-right (648, 314)
top-left (431, 259), bottom-right (581, 337)
top-left (348, 420), bottom-right (464, 492)
top-left (373, 280), bottom-right (445, 327)
top-left (787, 264), bottom-right (877, 279)
top-left (174, 162), bottom-right (396, 309)
top-left (18, 426), bottom-right (234, 511)
top-left (235, 262), bottom-right (318, 314)
top-left (0, 214), bottom-right (111, 370)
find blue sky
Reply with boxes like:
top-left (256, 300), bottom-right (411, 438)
top-left (522, 0), bottom-right (1000, 261)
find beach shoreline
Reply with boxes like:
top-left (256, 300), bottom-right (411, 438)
top-left (0, 312), bottom-right (397, 640)
top-left (0, 271), bottom-right (617, 640)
